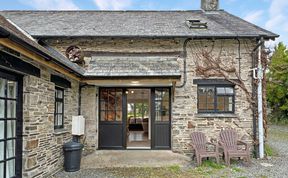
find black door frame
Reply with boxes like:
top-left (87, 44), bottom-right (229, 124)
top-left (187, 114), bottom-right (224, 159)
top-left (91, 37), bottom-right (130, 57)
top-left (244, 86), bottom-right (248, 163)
top-left (98, 88), bottom-right (127, 149)
top-left (151, 88), bottom-right (172, 149)
top-left (0, 69), bottom-right (23, 178)
top-left (98, 87), bottom-right (171, 150)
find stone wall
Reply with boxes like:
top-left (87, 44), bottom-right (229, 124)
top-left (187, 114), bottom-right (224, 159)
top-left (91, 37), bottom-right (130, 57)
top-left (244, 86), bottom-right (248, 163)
top-left (172, 39), bottom-right (255, 154)
top-left (45, 37), bottom-right (257, 154)
top-left (22, 66), bottom-right (79, 177)
top-left (80, 86), bottom-right (98, 149)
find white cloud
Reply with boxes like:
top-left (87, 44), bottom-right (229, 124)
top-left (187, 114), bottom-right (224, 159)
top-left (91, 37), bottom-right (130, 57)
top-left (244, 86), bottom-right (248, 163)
top-left (20, 0), bottom-right (79, 10)
top-left (244, 10), bottom-right (264, 24)
top-left (264, 0), bottom-right (288, 47)
top-left (93, 0), bottom-right (132, 10)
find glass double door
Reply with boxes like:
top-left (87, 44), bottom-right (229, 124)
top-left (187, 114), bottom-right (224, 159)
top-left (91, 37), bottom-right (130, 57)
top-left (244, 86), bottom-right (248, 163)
top-left (99, 88), bottom-right (171, 149)
top-left (0, 70), bottom-right (22, 178)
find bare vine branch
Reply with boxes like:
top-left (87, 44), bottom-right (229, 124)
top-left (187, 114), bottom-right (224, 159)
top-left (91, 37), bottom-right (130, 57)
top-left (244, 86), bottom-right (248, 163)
top-left (189, 40), bottom-right (268, 143)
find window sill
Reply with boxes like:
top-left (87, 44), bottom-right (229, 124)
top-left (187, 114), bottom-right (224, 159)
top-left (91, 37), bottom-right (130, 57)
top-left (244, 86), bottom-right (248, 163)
top-left (195, 113), bottom-right (238, 118)
top-left (54, 128), bottom-right (69, 135)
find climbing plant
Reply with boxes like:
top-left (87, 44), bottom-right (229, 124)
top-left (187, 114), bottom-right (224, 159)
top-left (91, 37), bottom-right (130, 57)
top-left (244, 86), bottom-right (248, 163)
top-left (189, 39), bottom-right (269, 140)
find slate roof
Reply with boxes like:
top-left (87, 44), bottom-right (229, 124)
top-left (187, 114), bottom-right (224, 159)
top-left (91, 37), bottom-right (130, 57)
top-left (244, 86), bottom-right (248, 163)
top-left (0, 15), bottom-right (85, 75)
top-left (0, 10), bottom-right (278, 39)
top-left (85, 56), bottom-right (181, 78)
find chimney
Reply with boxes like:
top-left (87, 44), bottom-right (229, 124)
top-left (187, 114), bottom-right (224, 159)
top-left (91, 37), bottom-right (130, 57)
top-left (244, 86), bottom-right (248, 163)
top-left (201, 0), bottom-right (219, 11)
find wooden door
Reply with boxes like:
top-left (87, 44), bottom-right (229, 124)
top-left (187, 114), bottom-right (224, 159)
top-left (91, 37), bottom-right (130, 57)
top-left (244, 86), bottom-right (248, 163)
top-left (151, 88), bottom-right (171, 149)
top-left (99, 88), bottom-right (126, 149)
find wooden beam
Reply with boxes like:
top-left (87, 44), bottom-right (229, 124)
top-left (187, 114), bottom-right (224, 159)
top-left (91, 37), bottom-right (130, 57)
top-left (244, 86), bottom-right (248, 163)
top-left (81, 78), bottom-right (180, 86)
top-left (0, 39), bottom-right (80, 81)
top-left (83, 51), bottom-right (183, 57)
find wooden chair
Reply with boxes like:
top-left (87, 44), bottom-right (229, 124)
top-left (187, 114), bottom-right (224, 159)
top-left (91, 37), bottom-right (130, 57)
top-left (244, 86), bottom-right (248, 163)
top-left (219, 129), bottom-right (251, 166)
top-left (190, 132), bottom-right (219, 166)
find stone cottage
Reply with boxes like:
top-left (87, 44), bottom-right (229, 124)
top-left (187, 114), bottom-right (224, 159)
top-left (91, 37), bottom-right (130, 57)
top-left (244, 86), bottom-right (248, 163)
top-left (0, 0), bottom-right (278, 177)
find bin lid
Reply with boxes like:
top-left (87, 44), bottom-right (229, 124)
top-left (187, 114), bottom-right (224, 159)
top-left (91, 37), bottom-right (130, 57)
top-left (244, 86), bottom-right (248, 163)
top-left (63, 141), bottom-right (83, 149)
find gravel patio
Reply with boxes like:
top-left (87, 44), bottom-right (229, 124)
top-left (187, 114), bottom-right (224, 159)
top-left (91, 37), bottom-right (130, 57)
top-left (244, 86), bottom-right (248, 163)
top-left (54, 125), bottom-right (288, 178)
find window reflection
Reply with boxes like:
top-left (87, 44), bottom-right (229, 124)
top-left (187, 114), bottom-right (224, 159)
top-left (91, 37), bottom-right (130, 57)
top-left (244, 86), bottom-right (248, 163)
top-left (0, 100), bottom-right (4, 118)
top-left (0, 79), bottom-right (5, 97)
top-left (155, 89), bottom-right (170, 122)
top-left (7, 81), bottom-right (17, 99)
top-left (198, 86), bottom-right (234, 113)
top-left (100, 89), bottom-right (122, 122)
top-left (7, 100), bottom-right (16, 118)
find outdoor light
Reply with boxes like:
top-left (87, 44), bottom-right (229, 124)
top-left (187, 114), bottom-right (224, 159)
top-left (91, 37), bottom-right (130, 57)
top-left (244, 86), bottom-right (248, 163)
top-left (131, 81), bottom-right (139, 84)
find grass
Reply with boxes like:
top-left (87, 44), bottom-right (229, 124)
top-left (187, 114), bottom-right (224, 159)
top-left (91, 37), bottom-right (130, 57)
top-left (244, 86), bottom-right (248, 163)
top-left (167, 165), bottom-right (181, 173)
top-left (200, 160), bottom-right (225, 170)
top-left (269, 125), bottom-right (288, 141)
top-left (231, 167), bottom-right (243, 173)
top-left (264, 143), bottom-right (278, 157)
top-left (101, 161), bottom-right (232, 178)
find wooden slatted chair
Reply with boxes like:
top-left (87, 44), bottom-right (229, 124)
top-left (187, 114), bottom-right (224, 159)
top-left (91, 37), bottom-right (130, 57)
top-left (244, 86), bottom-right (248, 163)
top-left (219, 129), bottom-right (251, 166)
top-left (190, 132), bottom-right (219, 166)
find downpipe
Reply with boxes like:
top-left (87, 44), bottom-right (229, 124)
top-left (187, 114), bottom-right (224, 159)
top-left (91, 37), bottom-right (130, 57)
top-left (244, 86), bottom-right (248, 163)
top-left (176, 38), bottom-right (192, 88)
top-left (251, 38), bottom-right (265, 158)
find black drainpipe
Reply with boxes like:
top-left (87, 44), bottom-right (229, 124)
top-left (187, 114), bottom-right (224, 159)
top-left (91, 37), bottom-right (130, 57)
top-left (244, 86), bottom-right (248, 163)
top-left (251, 38), bottom-right (264, 158)
top-left (176, 38), bottom-right (192, 88)
top-left (73, 83), bottom-right (88, 142)
top-left (78, 83), bottom-right (88, 115)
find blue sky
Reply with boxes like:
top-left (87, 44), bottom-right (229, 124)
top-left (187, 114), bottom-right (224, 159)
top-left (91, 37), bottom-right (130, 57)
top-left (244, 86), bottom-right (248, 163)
top-left (1, 0), bottom-right (287, 47)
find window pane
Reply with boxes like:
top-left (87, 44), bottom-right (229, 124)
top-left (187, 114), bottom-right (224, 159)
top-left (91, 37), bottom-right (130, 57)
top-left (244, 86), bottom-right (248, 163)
top-left (0, 100), bottom-right (4, 118)
top-left (0, 79), bottom-right (5, 98)
top-left (106, 111), bottom-right (115, 121)
top-left (228, 103), bottom-right (233, 111)
top-left (162, 90), bottom-right (169, 101)
top-left (100, 111), bottom-right (106, 121)
top-left (7, 120), bottom-right (15, 138)
top-left (228, 96), bottom-right (233, 103)
top-left (155, 110), bottom-right (161, 121)
top-left (217, 101), bottom-right (225, 112)
top-left (0, 121), bottom-right (3, 139)
top-left (198, 102), bottom-right (206, 110)
top-left (57, 115), bottom-right (63, 126)
top-left (6, 140), bottom-right (15, 158)
top-left (207, 103), bottom-right (214, 110)
top-left (216, 87), bottom-right (225, 94)
top-left (198, 87), bottom-right (205, 94)
top-left (217, 96), bottom-right (224, 111)
top-left (155, 89), bottom-right (168, 100)
top-left (0, 142), bottom-right (4, 161)
top-left (225, 87), bottom-right (234, 94)
top-left (207, 95), bottom-right (214, 103)
top-left (7, 81), bottom-right (17, 99)
top-left (56, 89), bottom-right (63, 99)
top-left (161, 108), bottom-right (169, 121)
top-left (57, 102), bottom-right (63, 114)
top-left (7, 100), bottom-right (16, 118)
top-left (217, 96), bottom-right (224, 104)
top-left (116, 110), bottom-right (122, 121)
top-left (206, 87), bottom-right (215, 96)
top-left (116, 92), bottom-right (122, 110)
top-left (100, 101), bottom-right (107, 111)
top-left (0, 162), bottom-right (3, 178)
top-left (6, 159), bottom-right (15, 178)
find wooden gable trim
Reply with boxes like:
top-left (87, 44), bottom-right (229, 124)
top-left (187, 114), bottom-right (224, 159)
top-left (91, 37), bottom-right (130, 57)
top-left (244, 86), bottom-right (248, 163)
top-left (0, 38), bottom-right (80, 81)
top-left (0, 51), bottom-right (41, 77)
top-left (51, 74), bottom-right (71, 88)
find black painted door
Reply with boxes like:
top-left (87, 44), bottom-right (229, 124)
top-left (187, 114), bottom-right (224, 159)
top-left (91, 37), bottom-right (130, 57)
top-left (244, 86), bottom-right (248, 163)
top-left (152, 88), bottom-right (171, 149)
top-left (0, 70), bottom-right (23, 178)
top-left (99, 88), bottom-right (126, 149)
